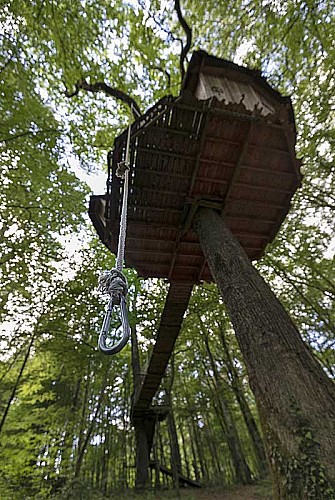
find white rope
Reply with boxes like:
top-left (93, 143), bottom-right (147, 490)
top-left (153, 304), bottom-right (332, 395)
top-left (98, 106), bottom-right (132, 292)
top-left (115, 114), bottom-right (131, 272)
top-left (97, 106), bottom-right (133, 355)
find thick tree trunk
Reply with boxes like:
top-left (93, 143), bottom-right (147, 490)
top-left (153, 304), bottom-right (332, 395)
top-left (193, 207), bottom-right (335, 498)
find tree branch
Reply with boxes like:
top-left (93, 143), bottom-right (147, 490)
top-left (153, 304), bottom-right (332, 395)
top-left (0, 129), bottom-right (60, 144)
top-left (174, 0), bottom-right (192, 82)
top-left (65, 79), bottom-right (141, 118)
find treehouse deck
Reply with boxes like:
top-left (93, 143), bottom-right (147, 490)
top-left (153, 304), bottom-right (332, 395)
top-left (89, 51), bottom-right (301, 419)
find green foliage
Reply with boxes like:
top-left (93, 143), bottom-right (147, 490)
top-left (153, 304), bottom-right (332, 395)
top-left (0, 0), bottom-right (334, 498)
top-left (268, 427), bottom-right (335, 499)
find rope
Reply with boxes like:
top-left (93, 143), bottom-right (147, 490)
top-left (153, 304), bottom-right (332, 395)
top-left (97, 105), bottom-right (133, 355)
top-left (115, 113), bottom-right (131, 272)
top-left (98, 269), bottom-right (128, 305)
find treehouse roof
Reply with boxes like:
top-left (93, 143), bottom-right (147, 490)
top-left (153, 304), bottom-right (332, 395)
top-left (89, 51), bottom-right (302, 283)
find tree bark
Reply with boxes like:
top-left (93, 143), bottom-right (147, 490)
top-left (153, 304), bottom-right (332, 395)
top-left (193, 207), bottom-right (335, 498)
top-left (74, 376), bottom-right (108, 479)
top-left (187, 420), bottom-right (200, 482)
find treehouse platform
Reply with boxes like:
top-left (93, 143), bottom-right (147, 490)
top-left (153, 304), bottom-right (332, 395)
top-left (89, 50), bottom-right (301, 284)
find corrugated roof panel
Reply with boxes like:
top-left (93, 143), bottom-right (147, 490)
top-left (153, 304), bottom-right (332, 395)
top-left (195, 73), bottom-right (275, 116)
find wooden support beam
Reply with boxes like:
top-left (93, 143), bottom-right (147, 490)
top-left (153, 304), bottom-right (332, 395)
top-left (137, 147), bottom-right (196, 162)
top-left (131, 282), bottom-right (193, 419)
top-left (222, 123), bottom-right (252, 216)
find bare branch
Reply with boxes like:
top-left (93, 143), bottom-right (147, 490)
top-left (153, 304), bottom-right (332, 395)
top-left (65, 78), bottom-right (141, 118)
top-left (174, 0), bottom-right (192, 82)
top-left (64, 82), bottom-right (80, 98)
top-left (137, 0), bottom-right (180, 43)
top-left (0, 129), bottom-right (60, 144)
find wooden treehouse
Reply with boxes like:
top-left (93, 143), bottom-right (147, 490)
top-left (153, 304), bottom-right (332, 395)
top-left (89, 50), bottom-right (301, 484)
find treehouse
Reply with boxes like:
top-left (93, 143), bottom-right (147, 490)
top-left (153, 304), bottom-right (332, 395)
top-left (90, 50), bottom-right (301, 284)
top-left (89, 51), bottom-right (302, 422)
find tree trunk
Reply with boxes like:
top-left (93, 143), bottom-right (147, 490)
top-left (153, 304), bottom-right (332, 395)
top-left (179, 422), bottom-right (191, 479)
top-left (217, 324), bottom-right (268, 478)
top-left (74, 369), bottom-right (111, 479)
top-left (0, 333), bottom-right (35, 433)
top-left (194, 207), bottom-right (335, 498)
top-left (200, 327), bottom-right (252, 484)
top-left (152, 431), bottom-right (161, 489)
top-left (191, 417), bottom-right (207, 481)
top-left (188, 420), bottom-right (200, 482)
top-left (167, 406), bottom-right (181, 493)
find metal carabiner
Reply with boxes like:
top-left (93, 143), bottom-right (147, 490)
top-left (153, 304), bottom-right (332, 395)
top-left (98, 295), bottom-right (130, 355)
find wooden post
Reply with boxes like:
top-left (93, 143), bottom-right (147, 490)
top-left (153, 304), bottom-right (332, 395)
top-left (193, 207), bottom-right (335, 498)
top-left (134, 415), bottom-right (156, 490)
top-left (134, 418), bottom-right (150, 489)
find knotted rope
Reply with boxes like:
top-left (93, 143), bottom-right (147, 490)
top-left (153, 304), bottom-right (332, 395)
top-left (98, 269), bottom-right (128, 305)
top-left (97, 106), bottom-right (132, 355)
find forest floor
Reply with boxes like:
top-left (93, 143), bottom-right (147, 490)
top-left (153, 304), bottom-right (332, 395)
top-left (110, 479), bottom-right (273, 499)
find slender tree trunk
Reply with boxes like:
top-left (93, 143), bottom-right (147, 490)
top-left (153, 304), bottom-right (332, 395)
top-left (74, 373), bottom-right (110, 479)
top-left (179, 422), bottom-right (190, 479)
top-left (152, 432), bottom-right (161, 489)
top-left (0, 333), bottom-right (35, 433)
top-left (194, 207), bottom-right (335, 498)
top-left (191, 417), bottom-right (207, 481)
top-left (203, 415), bottom-right (222, 479)
top-left (217, 325), bottom-right (268, 477)
top-left (167, 407), bottom-right (181, 494)
top-left (187, 420), bottom-right (200, 482)
top-left (158, 429), bottom-right (168, 487)
top-left (200, 332), bottom-right (252, 484)
top-left (131, 325), bottom-right (141, 390)
top-left (131, 324), bottom-right (153, 490)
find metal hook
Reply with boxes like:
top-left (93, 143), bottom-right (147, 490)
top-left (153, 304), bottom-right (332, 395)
top-left (98, 295), bottom-right (130, 355)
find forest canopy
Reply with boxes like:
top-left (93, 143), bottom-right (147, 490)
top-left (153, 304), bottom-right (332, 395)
top-left (0, 0), bottom-right (334, 498)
